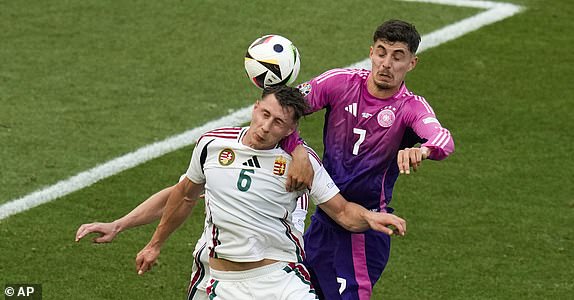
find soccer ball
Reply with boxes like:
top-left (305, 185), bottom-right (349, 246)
top-left (244, 34), bottom-right (301, 89)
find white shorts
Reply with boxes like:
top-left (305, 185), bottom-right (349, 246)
top-left (187, 237), bottom-right (210, 300)
top-left (206, 261), bottom-right (317, 300)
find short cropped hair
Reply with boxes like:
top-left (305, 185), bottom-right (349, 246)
top-left (373, 19), bottom-right (421, 54)
top-left (261, 85), bottom-right (310, 122)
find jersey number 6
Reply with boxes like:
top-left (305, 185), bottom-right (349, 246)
top-left (237, 169), bottom-right (255, 192)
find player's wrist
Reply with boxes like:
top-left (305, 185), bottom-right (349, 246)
top-left (420, 146), bottom-right (430, 160)
top-left (111, 220), bottom-right (125, 234)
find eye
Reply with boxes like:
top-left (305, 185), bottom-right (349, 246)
top-left (393, 53), bottom-right (405, 60)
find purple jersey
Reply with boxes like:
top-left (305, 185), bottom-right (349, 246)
top-left (296, 68), bottom-right (454, 212)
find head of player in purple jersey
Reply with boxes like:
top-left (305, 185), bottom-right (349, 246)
top-left (368, 20), bottom-right (421, 98)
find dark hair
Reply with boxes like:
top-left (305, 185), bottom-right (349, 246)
top-left (373, 19), bottom-right (421, 54)
top-left (261, 85), bottom-right (309, 122)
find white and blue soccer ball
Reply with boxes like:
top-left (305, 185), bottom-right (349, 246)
top-left (244, 34), bottom-right (301, 89)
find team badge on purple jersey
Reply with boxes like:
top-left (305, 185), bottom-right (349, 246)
top-left (377, 108), bottom-right (396, 128)
top-left (218, 148), bottom-right (235, 166)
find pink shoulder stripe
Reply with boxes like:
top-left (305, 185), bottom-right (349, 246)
top-left (414, 95), bottom-right (434, 114)
top-left (315, 68), bottom-right (364, 84)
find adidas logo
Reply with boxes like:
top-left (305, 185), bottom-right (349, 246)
top-left (242, 156), bottom-right (261, 168)
top-left (344, 103), bottom-right (357, 117)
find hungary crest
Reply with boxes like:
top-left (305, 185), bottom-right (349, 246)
top-left (218, 148), bottom-right (235, 166)
top-left (273, 156), bottom-right (287, 176)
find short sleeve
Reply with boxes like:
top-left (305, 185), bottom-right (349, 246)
top-left (185, 140), bottom-right (208, 184)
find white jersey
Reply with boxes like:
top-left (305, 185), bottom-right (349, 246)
top-left (186, 127), bottom-right (339, 263)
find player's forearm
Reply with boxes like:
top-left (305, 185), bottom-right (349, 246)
top-left (334, 201), bottom-right (372, 232)
top-left (148, 182), bottom-right (199, 248)
top-left (320, 194), bottom-right (370, 232)
top-left (114, 187), bottom-right (172, 232)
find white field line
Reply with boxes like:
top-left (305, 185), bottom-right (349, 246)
top-left (0, 0), bottom-right (523, 221)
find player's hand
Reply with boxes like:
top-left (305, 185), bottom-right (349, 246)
top-left (397, 147), bottom-right (429, 175)
top-left (75, 222), bottom-right (120, 243)
top-left (366, 212), bottom-right (406, 236)
top-left (286, 146), bottom-right (314, 192)
top-left (135, 244), bottom-right (160, 275)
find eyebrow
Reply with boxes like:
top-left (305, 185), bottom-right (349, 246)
top-left (376, 44), bottom-right (407, 54)
top-left (262, 107), bottom-right (288, 124)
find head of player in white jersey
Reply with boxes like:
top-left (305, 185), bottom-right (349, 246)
top-left (243, 85), bottom-right (310, 150)
top-left (369, 19), bottom-right (421, 99)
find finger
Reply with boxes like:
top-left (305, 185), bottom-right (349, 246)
top-left (401, 218), bottom-right (406, 234)
top-left (75, 224), bottom-right (87, 242)
top-left (136, 255), bottom-right (146, 275)
top-left (285, 176), bottom-right (293, 192)
top-left (416, 150), bottom-right (422, 169)
top-left (138, 261), bottom-right (149, 275)
top-left (392, 217), bottom-right (406, 236)
top-left (384, 224), bottom-right (396, 236)
top-left (397, 150), bottom-right (405, 174)
top-left (402, 149), bottom-right (411, 174)
top-left (409, 150), bottom-right (418, 172)
top-left (294, 180), bottom-right (305, 191)
top-left (75, 224), bottom-right (93, 242)
top-left (93, 235), bottom-right (111, 243)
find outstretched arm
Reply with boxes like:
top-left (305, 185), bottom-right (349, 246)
top-left (75, 186), bottom-right (174, 243)
top-left (135, 177), bottom-right (203, 275)
top-left (318, 194), bottom-right (406, 235)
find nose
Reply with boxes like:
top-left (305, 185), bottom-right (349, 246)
top-left (381, 55), bottom-right (392, 69)
top-left (261, 119), bottom-right (272, 133)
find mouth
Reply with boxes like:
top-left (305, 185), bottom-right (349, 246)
top-left (254, 133), bottom-right (265, 143)
top-left (378, 73), bottom-right (392, 80)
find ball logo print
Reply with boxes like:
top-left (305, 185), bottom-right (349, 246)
top-left (244, 34), bottom-right (301, 88)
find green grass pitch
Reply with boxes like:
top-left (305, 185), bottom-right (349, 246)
top-left (1, 0), bottom-right (573, 299)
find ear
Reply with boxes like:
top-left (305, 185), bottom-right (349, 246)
top-left (285, 126), bottom-right (295, 138)
top-left (369, 45), bottom-right (374, 58)
top-left (408, 55), bottom-right (418, 72)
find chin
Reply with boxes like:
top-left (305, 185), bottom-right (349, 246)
top-left (375, 81), bottom-right (392, 90)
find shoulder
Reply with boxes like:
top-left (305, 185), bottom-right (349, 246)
top-left (400, 88), bottom-right (435, 115)
top-left (299, 68), bottom-right (368, 99)
top-left (312, 68), bottom-right (369, 85)
top-left (197, 127), bottom-right (244, 144)
top-left (302, 144), bottom-right (323, 168)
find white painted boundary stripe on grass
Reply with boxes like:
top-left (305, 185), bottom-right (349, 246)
top-left (0, 0), bottom-right (523, 221)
